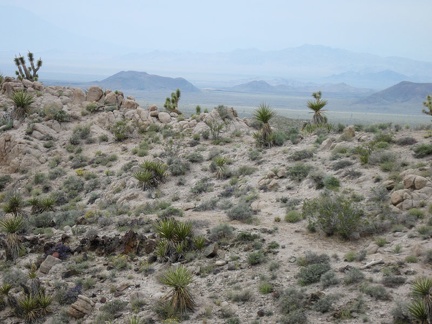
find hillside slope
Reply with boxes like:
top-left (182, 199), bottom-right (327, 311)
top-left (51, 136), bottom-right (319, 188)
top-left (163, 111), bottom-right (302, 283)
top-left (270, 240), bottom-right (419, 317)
top-left (359, 81), bottom-right (432, 104)
top-left (0, 78), bottom-right (432, 323)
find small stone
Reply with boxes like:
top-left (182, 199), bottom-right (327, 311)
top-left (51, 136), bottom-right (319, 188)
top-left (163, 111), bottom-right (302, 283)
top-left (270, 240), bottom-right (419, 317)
top-left (39, 255), bottom-right (62, 274)
top-left (257, 310), bottom-right (265, 317)
top-left (215, 260), bottom-right (226, 266)
top-left (100, 297), bottom-right (107, 303)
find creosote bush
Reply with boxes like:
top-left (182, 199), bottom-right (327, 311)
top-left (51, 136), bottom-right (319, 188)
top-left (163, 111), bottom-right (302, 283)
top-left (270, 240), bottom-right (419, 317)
top-left (303, 192), bottom-right (363, 239)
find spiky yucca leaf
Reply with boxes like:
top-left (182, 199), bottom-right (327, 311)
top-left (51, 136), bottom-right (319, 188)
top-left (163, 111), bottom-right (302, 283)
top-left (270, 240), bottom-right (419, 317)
top-left (408, 299), bottom-right (428, 323)
top-left (160, 265), bottom-right (195, 313)
top-left (412, 277), bottom-right (432, 299)
top-left (0, 216), bottom-right (24, 234)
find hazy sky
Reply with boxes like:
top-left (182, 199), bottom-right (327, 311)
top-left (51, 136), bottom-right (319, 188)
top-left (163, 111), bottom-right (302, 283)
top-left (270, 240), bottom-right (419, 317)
top-left (2, 0), bottom-right (431, 61)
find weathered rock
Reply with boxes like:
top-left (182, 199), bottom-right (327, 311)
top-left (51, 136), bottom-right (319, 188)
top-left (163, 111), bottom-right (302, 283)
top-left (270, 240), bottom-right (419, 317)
top-left (414, 176), bottom-right (428, 190)
top-left (391, 190), bottom-right (405, 206)
top-left (149, 110), bottom-right (159, 117)
top-left (403, 175), bottom-right (417, 189)
top-left (204, 243), bottom-right (218, 258)
top-left (123, 98), bottom-right (139, 109)
top-left (71, 88), bottom-right (86, 103)
top-left (33, 123), bottom-right (57, 138)
top-left (158, 111), bottom-right (171, 124)
top-left (39, 255), bottom-right (62, 274)
top-left (86, 86), bottom-right (104, 102)
top-left (67, 295), bottom-right (94, 319)
top-left (149, 104), bottom-right (158, 112)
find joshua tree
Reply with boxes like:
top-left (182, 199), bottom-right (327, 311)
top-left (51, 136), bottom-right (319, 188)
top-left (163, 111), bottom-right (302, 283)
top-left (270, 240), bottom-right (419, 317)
top-left (408, 277), bottom-right (432, 324)
top-left (307, 91), bottom-right (328, 124)
top-left (423, 95), bottom-right (432, 116)
top-left (253, 103), bottom-right (275, 147)
top-left (164, 89), bottom-right (182, 114)
top-left (14, 52), bottom-right (42, 81)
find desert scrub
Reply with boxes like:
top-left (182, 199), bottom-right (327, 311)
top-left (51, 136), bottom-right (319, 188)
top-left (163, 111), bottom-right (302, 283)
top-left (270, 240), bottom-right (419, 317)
top-left (323, 175), bottom-right (340, 190)
top-left (413, 143), bottom-right (432, 158)
top-left (289, 149), bottom-right (314, 161)
top-left (285, 210), bottom-right (302, 223)
top-left (331, 159), bottom-right (353, 170)
top-left (190, 177), bottom-right (214, 194)
top-left (0, 175), bottom-right (12, 191)
top-left (167, 157), bottom-right (190, 176)
top-left (303, 192), bottom-right (363, 240)
top-left (296, 251), bottom-right (331, 286)
top-left (69, 124), bottom-right (91, 145)
top-left (278, 287), bottom-right (307, 321)
top-left (209, 223), bottom-right (234, 242)
top-left (247, 250), bottom-right (266, 265)
top-left (343, 267), bottom-right (365, 285)
top-left (226, 201), bottom-right (254, 223)
top-left (111, 120), bottom-right (130, 141)
top-left (287, 163), bottom-right (312, 182)
top-left (186, 152), bottom-right (204, 163)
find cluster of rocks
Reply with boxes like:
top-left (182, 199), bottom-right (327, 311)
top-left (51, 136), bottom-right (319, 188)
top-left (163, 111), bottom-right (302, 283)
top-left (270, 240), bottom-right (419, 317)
top-left (0, 79), bottom-right (251, 174)
top-left (391, 171), bottom-right (432, 210)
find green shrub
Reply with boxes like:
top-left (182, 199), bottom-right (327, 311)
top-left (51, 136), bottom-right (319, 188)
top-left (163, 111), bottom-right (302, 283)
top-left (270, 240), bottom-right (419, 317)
top-left (258, 281), bottom-right (273, 294)
top-left (186, 152), bottom-right (204, 163)
top-left (285, 210), bottom-right (302, 223)
top-left (323, 175), bottom-right (340, 190)
top-left (413, 143), bottom-right (432, 158)
top-left (343, 267), bottom-right (365, 285)
top-left (279, 287), bottom-right (306, 315)
top-left (226, 201), bottom-right (254, 223)
top-left (167, 158), bottom-right (190, 176)
top-left (0, 175), bottom-right (12, 191)
top-left (332, 159), bottom-right (353, 170)
top-left (297, 262), bottom-right (331, 285)
top-left (247, 250), bottom-right (266, 265)
top-left (320, 271), bottom-right (339, 289)
top-left (303, 192), bottom-right (363, 239)
top-left (190, 177), bottom-right (214, 194)
top-left (111, 120), bottom-right (130, 141)
top-left (287, 163), bottom-right (312, 182)
top-left (290, 149), bottom-right (313, 161)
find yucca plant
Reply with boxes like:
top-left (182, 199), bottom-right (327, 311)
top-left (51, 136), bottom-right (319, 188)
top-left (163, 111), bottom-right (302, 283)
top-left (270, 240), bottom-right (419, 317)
top-left (408, 277), bottom-right (432, 323)
top-left (134, 160), bottom-right (168, 190)
top-left (307, 91), bottom-right (328, 125)
top-left (154, 218), bottom-right (178, 241)
top-left (11, 90), bottom-right (34, 119)
top-left (2, 193), bottom-right (24, 217)
top-left (0, 215), bottom-right (24, 234)
top-left (211, 156), bottom-right (228, 179)
top-left (154, 219), bottom-right (194, 261)
top-left (160, 265), bottom-right (195, 314)
top-left (408, 299), bottom-right (429, 323)
top-left (0, 216), bottom-right (24, 261)
top-left (253, 103), bottom-right (275, 147)
top-left (28, 196), bottom-right (55, 214)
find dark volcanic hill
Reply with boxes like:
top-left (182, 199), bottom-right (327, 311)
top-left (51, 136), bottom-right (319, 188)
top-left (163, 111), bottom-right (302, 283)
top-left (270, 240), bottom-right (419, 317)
top-left (358, 81), bottom-right (432, 104)
top-left (96, 71), bottom-right (200, 92)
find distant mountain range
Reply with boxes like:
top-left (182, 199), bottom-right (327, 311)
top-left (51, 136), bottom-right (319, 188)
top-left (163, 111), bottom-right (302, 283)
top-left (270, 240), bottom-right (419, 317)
top-left (95, 71), bottom-right (200, 92)
top-left (228, 79), bottom-right (373, 96)
top-left (358, 81), bottom-right (432, 105)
